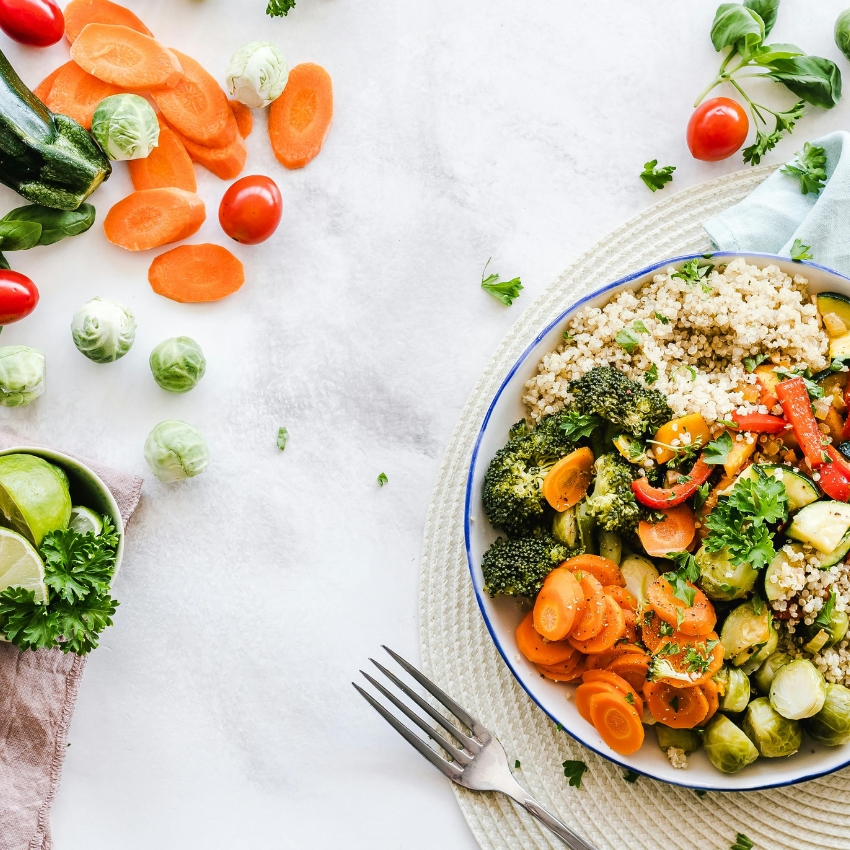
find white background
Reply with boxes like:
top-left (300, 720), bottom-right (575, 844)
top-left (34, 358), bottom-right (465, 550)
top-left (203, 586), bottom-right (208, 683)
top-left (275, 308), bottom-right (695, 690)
top-left (2, 1), bottom-right (850, 847)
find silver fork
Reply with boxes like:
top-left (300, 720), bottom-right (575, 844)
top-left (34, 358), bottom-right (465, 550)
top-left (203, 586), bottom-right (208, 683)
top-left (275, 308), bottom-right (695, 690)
top-left (354, 646), bottom-right (596, 850)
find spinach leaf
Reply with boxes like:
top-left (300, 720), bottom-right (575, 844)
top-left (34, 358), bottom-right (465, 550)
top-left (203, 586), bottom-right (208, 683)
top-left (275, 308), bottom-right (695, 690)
top-left (0, 220), bottom-right (42, 251)
top-left (751, 42), bottom-right (804, 64)
top-left (2, 203), bottom-right (96, 247)
top-left (744, 0), bottom-right (779, 37)
top-left (711, 3), bottom-right (765, 55)
top-left (0, 252), bottom-right (9, 271)
top-left (767, 56), bottom-right (843, 109)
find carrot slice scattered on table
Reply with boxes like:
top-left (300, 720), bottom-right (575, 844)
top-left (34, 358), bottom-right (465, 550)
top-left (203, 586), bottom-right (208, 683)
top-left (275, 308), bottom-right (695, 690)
top-left (148, 243), bottom-right (245, 303)
top-left (269, 62), bottom-right (333, 169)
top-left (606, 652), bottom-right (650, 694)
top-left (153, 50), bottom-right (237, 147)
top-left (104, 188), bottom-right (205, 251)
top-left (542, 447), bottom-right (593, 512)
top-left (647, 576), bottom-right (716, 637)
top-left (582, 669), bottom-right (643, 715)
top-left (64, 0), bottom-right (152, 43)
top-left (588, 691), bottom-right (645, 755)
top-left (568, 596), bottom-right (626, 654)
top-left (568, 571), bottom-right (605, 641)
top-left (46, 61), bottom-right (121, 129)
top-left (563, 554), bottom-right (624, 587)
top-left (637, 503), bottom-right (696, 557)
top-left (604, 585), bottom-right (637, 611)
top-left (128, 118), bottom-right (196, 192)
top-left (32, 62), bottom-right (71, 103)
top-left (533, 566), bottom-right (584, 642)
top-left (71, 24), bottom-right (183, 91)
top-left (176, 129), bottom-right (247, 180)
top-left (229, 99), bottom-right (253, 138)
top-left (515, 610), bottom-right (576, 666)
top-left (644, 681), bottom-right (709, 728)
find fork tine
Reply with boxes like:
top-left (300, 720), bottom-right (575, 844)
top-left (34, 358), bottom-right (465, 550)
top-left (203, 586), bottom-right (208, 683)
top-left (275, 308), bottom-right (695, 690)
top-left (381, 646), bottom-right (486, 737)
top-left (353, 683), bottom-right (463, 780)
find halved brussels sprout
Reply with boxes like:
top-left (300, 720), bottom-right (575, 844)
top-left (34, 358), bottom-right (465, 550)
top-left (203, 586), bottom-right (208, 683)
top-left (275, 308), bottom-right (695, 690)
top-left (144, 420), bottom-right (209, 483)
top-left (0, 345), bottom-right (45, 407)
top-left (598, 529), bottom-right (622, 565)
top-left (720, 599), bottom-right (776, 671)
top-left (800, 610), bottom-right (850, 653)
top-left (696, 544), bottom-right (758, 601)
top-left (741, 697), bottom-right (802, 758)
top-left (552, 506), bottom-right (578, 548)
top-left (620, 554), bottom-right (659, 610)
top-left (803, 683), bottom-right (850, 746)
top-left (576, 500), bottom-right (597, 554)
top-left (655, 724), bottom-right (701, 754)
top-left (770, 658), bottom-right (827, 720)
top-left (753, 652), bottom-right (793, 695)
top-left (91, 94), bottom-right (160, 161)
top-left (703, 714), bottom-right (759, 774)
top-left (714, 665), bottom-right (751, 713)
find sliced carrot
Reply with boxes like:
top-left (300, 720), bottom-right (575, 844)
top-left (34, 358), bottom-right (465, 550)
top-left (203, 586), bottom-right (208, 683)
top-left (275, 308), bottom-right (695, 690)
top-left (652, 632), bottom-right (724, 689)
top-left (639, 609), bottom-right (676, 653)
top-left (536, 655), bottom-right (586, 683)
top-left (701, 678), bottom-right (720, 722)
top-left (575, 680), bottom-right (621, 723)
top-left (32, 63), bottom-right (71, 103)
top-left (104, 188), bottom-right (204, 251)
top-left (584, 643), bottom-right (645, 670)
top-left (153, 50), bottom-right (237, 147)
top-left (46, 61), bottom-right (121, 130)
top-left (604, 586), bottom-right (637, 611)
top-left (582, 669), bottom-right (643, 716)
top-left (563, 554), bottom-right (625, 587)
top-left (229, 99), bottom-right (253, 138)
top-left (568, 596), bottom-right (626, 654)
top-left (128, 118), bottom-right (196, 192)
top-left (589, 691), bottom-right (645, 755)
top-left (607, 653), bottom-right (650, 694)
top-left (71, 24), bottom-right (183, 91)
top-left (569, 571), bottom-right (605, 641)
top-left (148, 243), bottom-right (244, 303)
top-left (647, 576), bottom-right (716, 637)
top-left (542, 447), bottom-right (594, 511)
top-left (644, 681), bottom-right (709, 728)
top-left (176, 129), bottom-right (247, 180)
top-left (637, 503), bottom-right (696, 557)
top-left (533, 567), bottom-right (584, 642)
top-left (651, 413), bottom-right (710, 464)
top-left (622, 608), bottom-right (639, 644)
top-left (64, 0), bottom-right (152, 43)
top-left (269, 62), bottom-right (333, 169)
top-left (515, 610), bottom-right (576, 666)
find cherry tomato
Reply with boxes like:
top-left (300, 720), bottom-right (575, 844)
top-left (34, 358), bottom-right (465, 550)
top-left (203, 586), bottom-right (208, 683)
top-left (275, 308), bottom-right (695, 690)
top-left (687, 97), bottom-right (749, 162)
top-left (219, 175), bottom-right (283, 245)
top-left (0, 270), bottom-right (38, 324)
top-left (0, 0), bottom-right (64, 47)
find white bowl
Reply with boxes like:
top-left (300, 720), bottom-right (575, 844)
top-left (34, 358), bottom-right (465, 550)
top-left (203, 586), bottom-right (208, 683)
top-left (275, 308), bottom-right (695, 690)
top-left (465, 252), bottom-right (850, 791)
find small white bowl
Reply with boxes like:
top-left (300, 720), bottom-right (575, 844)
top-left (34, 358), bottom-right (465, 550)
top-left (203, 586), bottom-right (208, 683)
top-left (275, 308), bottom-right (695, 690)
top-left (465, 253), bottom-right (850, 791)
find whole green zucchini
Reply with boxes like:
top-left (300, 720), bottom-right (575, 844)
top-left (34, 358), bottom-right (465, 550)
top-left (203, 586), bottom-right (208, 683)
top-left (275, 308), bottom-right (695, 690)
top-left (0, 49), bottom-right (111, 211)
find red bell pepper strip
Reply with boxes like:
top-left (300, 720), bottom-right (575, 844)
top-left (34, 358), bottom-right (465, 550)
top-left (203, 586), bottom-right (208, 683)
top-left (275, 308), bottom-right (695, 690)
top-left (841, 413), bottom-right (850, 443)
top-left (631, 456), bottom-right (713, 509)
top-left (819, 448), bottom-right (850, 501)
top-left (775, 377), bottom-right (828, 468)
top-left (724, 412), bottom-right (788, 434)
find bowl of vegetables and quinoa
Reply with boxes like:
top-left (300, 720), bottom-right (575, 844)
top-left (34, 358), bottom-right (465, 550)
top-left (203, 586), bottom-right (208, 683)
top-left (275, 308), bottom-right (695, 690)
top-left (466, 253), bottom-right (850, 790)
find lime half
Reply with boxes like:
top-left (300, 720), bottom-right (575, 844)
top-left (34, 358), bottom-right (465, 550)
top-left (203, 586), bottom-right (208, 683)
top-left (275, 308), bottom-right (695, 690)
top-left (0, 454), bottom-right (71, 546)
top-left (0, 527), bottom-right (47, 603)
top-left (69, 506), bottom-right (102, 536)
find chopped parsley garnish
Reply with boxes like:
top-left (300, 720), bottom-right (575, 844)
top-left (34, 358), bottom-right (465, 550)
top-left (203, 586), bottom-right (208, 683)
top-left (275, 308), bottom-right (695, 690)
top-left (695, 789), bottom-right (707, 798)
top-left (615, 322), bottom-right (650, 354)
top-left (645, 363), bottom-right (659, 385)
top-left (703, 431), bottom-right (734, 466)
top-left (731, 834), bottom-right (754, 850)
top-left (716, 418), bottom-right (739, 428)
top-left (377, 472), bottom-right (389, 486)
top-left (669, 695), bottom-right (680, 712)
top-left (562, 759), bottom-right (587, 788)
top-left (563, 330), bottom-right (574, 341)
top-left (774, 366), bottom-right (823, 400)
top-left (276, 426), bottom-right (289, 451)
top-left (560, 410), bottom-right (604, 441)
top-left (672, 259), bottom-right (714, 285)
top-left (556, 722), bottom-right (564, 731)
top-left (751, 592), bottom-right (764, 616)
top-left (781, 142), bottom-right (827, 195)
top-left (515, 759), bottom-right (521, 769)
top-left (665, 551), bottom-right (700, 606)
top-left (480, 258), bottom-right (523, 306)
top-left (649, 439), bottom-right (701, 469)
top-left (816, 589), bottom-right (837, 627)
top-left (693, 482), bottom-right (711, 513)
top-left (790, 238), bottom-right (813, 262)
top-left (266, 0), bottom-right (296, 15)
top-left (624, 692), bottom-right (635, 705)
top-left (640, 160), bottom-right (676, 192)
top-left (623, 769), bottom-right (640, 783)
top-left (659, 620), bottom-right (675, 637)
top-left (653, 311), bottom-right (670, 324)
top-left (744, 353), bottom-right (768, 373)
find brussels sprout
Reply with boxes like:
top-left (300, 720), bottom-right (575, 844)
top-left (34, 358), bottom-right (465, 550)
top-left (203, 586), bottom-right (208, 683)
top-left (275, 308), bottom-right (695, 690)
top-left (837, 9), bottom-right (850, 62)
top-left (71, 298), bottom-right (136, 363)
top-left (620, 554), bottom-right (659, 610)
top-left (225, 41), bottom-right (289, 109)
top-left (149, 336), bottom-right (206, 394)
top-left (800, 610), bottom-right (849, 653)
top-left (696, 544), bottom-right (759, 601)
top-left (770, 658), bottom-right (827, 719)
top-left (144, 420), bottom-right (209, 483)
top-left (0, 345), bottom-right (45, 406)
top-left (720, 599), bottom-right (776, 671)
top-left (753, 652), bottom-right (793, 695)
top-left (655, 724), bottom-right (701, 754)
top-left (598, 529), bottom-right (621, 565)
top-left (552, 506), bottom-right (578, 547)
top-left (714, 665), bottom-right (751, 713)
top-left (91, 94), bottom-right (160, 161)
top-left (703, 714), bottom-right (759, 774)
top-left (741, 697), bottom-right (802, 758)
top-left (803, 683), bottom-right (850, 746)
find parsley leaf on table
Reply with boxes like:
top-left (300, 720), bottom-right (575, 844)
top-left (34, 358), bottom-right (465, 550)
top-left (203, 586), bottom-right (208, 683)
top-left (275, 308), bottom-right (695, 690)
top-left (377, 472), bottom-right (389, 487)
top-left (703, 431), bottom-right (734, 466)
top-left (480, 258), bottom-right (523, 306)
top-left (640, 160), bottom-right (676, 192)
top-left (782, 142), bottom-right (827, 195)
top-left (277, 427), bottom-right (289, 451)
top-left (623, 769), bottom-right (640, 783)
top-left (790, 238), bottom-right (813, 261)
top-left (562, 760), bottom-right (588, 788)
top-left (266, 0), bottom-right (296, 16)
top-left (731, 834), bottom-right (754, 850)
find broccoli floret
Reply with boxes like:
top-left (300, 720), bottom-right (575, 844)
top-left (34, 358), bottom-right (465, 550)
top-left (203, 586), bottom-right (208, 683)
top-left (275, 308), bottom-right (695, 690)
top-left (569, 366), bottom-right (672, 437)
top-left (585, 453), bottom-right (642, 534)
top-left (482, 534), bottom-right (572, 598)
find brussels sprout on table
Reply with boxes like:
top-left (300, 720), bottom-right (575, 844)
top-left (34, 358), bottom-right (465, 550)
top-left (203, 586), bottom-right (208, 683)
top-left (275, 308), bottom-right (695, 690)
top-left (837, 10), bottom-right (850, 62)
top-left (803, 683), bottom-right (850, 746)
top-left (703, 714), bottom-right (759, 774)
top-left (91, 94), bottom-right (160, 161)
top-left (0, 345), bottom-right (44, 406)
top-left (149, 336), bottom-right (206, 393)
top-left (71, 297), bottom-right (136, 363)
top-left (714, 665), bottom-right (751, 713)
top-left (741, 697), bottom-right (802, 758)
top-left (753, 652), bottom-right (793, 695)
top-left (144, 420), bottom-right (209, 483)
top-left (225, 41), bottom-right (289, 109)
top-left (769, 658), bottom-right (827, 720)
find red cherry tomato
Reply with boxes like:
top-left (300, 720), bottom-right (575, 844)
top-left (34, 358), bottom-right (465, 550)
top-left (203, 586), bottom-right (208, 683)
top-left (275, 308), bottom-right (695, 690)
top-left (0, 270), bottom-right (38, 324)
top-left (687, 97), bottom-right (750, 162)
top-left (0, 0), bottom-right (64, 47)
top-left (219, 175), bottom-right (283, 245)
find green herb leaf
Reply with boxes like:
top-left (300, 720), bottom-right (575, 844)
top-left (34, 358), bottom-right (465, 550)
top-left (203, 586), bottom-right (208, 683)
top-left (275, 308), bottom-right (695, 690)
top-left (742, 102), bottom-right (806, 166)
top-left (562, 759), bottom-right (588, 789)
top-left (731, 834), bottom-right (754, 850)
top-left (615, 327), bottom-right (641, 354)
top-left (645, 363), bottom-right (659, 385)
top-left (480, 258), bottom-right (523, 306)
top-left (653, 311), bottom-right (670, 324)
top-left (515, 759), bottom-right (521, 768)
top-left (773, 366), bottom-right (822, 399)
top-left (266, 0), bottom-right (296, 15)
top-left (563, 330), bottom-right (574, 341)
top-left (704, 431), bottom-right (734, 465)
top-left (623, 769), bottom-right (640, 783)
top-left (710, 3), bottom-right (765, 54)
top-left (640, 160), bottom-right (676, 192)
top-left (693, 482), bottom-right (710, 513)
top-left (782, 142), bottom-right (827, 195)
top-left (751, 42), bottom-right (805, 64)
top-left (560, 410), bottom-right (604, 441)
top-left (633, 320), bottom-right (650, 334)
top-left (767, 56), bottom-right (843, 109)
top-left (625, 691), bottom-right (635, 705)
top-left (277, 427), bottom-right (288, 451)
top-left (744, 0), bottom-right (779, 37)
top-left (2, 203), bottom-right (96, 246)
top-left (665, 551), bottom-right (700, 606)
top-left (752, 592), bottom-right (765, 615)
top-left (817, 589), bottom-right (837, 627)
top-left (790, 238), bottom-right (814, 261)
top-left (672, 259), bottom-right (714, 285)
top-left (695, 789), bottom-right (708, 798)
top-left (0, 220), bottom-right (41, 251)
top-left (744, 353), bottom-right (768, 372)
top-left (0, 252), bottom-right (9, 271)
top-left (669, 694), bottom-right (680, 712)
top-left (377, 472), bottom-right (388, 487)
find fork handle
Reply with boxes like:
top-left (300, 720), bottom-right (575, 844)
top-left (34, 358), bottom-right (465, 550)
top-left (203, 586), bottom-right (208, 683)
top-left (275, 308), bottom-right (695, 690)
top-left (513, 793), bottom-right (596, 850)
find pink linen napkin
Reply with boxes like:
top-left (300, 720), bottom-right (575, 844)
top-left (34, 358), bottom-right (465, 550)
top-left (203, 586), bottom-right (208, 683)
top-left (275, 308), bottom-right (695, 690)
top-left (0, 432), bottom-right (142, 850)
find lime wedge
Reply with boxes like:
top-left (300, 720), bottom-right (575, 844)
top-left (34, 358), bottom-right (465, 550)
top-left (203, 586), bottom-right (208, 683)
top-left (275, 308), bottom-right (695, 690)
top-left (0, 454), bottom-right (71, 546)
top-left (0, 527), bottom-right (47, 603)
top-left (69, 506), bottom-right (102, 536)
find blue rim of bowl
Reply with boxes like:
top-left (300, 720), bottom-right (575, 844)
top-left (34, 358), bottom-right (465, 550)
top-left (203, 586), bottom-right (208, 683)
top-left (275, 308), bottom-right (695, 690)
top-left (464, 251), bottom-right (850, 792)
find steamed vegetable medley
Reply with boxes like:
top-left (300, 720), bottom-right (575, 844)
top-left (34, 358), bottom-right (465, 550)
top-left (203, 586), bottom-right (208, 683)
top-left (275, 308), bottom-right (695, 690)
top-left (482, 289), bottom-right (850, 773)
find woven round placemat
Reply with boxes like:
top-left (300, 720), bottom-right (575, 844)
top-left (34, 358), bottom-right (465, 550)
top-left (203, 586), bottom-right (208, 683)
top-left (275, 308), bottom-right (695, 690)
top-left (418, 165), bottom-right (850, 850)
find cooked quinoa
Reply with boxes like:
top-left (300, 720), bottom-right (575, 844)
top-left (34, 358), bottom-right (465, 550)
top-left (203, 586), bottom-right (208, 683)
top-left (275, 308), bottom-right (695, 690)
top-left (524, 258), bottom-right (827, 423)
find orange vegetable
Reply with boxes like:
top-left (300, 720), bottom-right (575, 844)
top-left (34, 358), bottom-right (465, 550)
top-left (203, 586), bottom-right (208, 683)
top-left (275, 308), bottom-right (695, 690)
top-left (71, 24), bottom-right (183, 91)
top-left (569, 571), bottom-right (605, 641)
top-left (563, 554), bottom-right (624, 587)
top-left (32, 63), bottom-right (70, 102)
top-left (229, 99), bottom-right (253, 138)
top-left (45, 62), bottom-right (121, 130)
top-left (575, 680), bottom-right (621, 723)
top-left (176, 129), bottom-right (247, 180)
top-left (568, 596), bottom-right (626, 654)
top-left (128, 117), bottom-right (196, 192)
top-left (584, 643), bottom-right (645, 670)
top-left (639, 609), bottom-right (674, 653)
top-left (651, 413), bottom-right (710, 464)
top-left (622, 608), bottom-right (639, 643)
top-left (533, 567), bottom-right (584, 642)
top-left (701, 678), bottom-right (720, 722)
top-left (582, 669), bottom-right (643, 715)
top-left (148, 244), bottom-right (245, 303)
top-left (588, 691), bottom-right (645, 755)
top-left (723, 435), bottom-right (757, 478)
top-left (644, 681), bottom-right (709, 728)
top-left (104, 188), bottom-right (205, 251)
top-left (541, 447), bottom-right (594, 511)
top-left (604, 585), bottom-right (637, 611)
top-left (651, 632), bottom-right (724, 689)
top-left (536, 655), bottom-right (586, 683)
top-left (606, 652), bottom-right (650, 694)
top-left (269, 62), bottom-right (333, 169)
top-left (515, 610), bottom-right (576, 666)
top-left (637, 503), bottom-right (696, 557)
top-left (754, 363), bottom-right (780, 409)
top-left (64, 0), bottom-right (152, 43)
top-left (153, 50), bottom-right (237, 147)
top-left (647, 576), bottom-right (716, 636)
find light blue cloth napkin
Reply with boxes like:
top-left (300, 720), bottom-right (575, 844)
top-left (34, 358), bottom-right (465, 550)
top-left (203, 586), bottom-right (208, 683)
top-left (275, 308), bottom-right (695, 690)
top-left (704, 130), bottom-right (850, 277)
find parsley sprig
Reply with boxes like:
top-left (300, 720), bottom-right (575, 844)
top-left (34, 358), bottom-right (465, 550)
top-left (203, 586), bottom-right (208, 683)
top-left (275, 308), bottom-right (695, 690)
top-left (266, 0), bottom-right (296, 15)
top-left (790, 238), bottom-right (813, 261)
top-left (782, 142), bottom-right (827, 195)
top-left (731, 834), bottom-right (754, 850)
top-left (560, 410), bottom-right (603, 442)
top-left (672, 259), bottom-right (714, 285)
top-left (664, 551), bottom-right (701, 606)
top-left (562, 759), bottom-right (588, 788)
top-left (640, 160), bottom-right (676, 192)
top-left (481, 258), bottom-right (523, 306)
top-left (703, 431), bottom-right (734, 466)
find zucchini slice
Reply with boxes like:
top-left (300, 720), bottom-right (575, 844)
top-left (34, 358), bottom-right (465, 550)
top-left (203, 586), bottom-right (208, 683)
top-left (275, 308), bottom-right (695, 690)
top-left (829, 332), bottom-right (850, 362)
top-left (786, 501), bottom-right (850, 553)
top-left (818, 292), bottom-right (850, 333)
top-left (764, 545), bottom-right (801, 602)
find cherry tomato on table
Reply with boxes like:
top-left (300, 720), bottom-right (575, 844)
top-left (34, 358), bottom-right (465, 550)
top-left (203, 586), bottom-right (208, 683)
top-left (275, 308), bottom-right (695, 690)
top-left (0, 270), bottom-right (38, 324)
top-left (219, 175), bottom-right (283, 245)
top-left (0, 0), bottom-right (64, 47)
top-left (687, 97), bottom-right (750, 162)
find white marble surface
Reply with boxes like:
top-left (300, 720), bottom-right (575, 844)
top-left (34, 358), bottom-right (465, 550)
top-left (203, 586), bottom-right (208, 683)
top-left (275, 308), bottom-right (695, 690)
top-left (2, 1), bottom-right (850, 847)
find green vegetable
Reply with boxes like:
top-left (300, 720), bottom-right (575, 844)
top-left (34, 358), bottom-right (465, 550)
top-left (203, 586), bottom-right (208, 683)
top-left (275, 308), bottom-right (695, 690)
top-left (720, 599), bottom-right (774, 665)
top-left (715, 665), bottom-right (751, 712)
top-left (1, 202), bottom-right (95, 246)
top-left (0, 345), bottom-right (44, 406)
top-left (481, 258), bottom-right (523, 306)
top-left (226, 41), bottom-right (289, 109)
top-left (91, 94), bottom-right (159, 161)
top-left (0, 47), bottom-right (110, 209)
top-left (654, 724), bottom-right (701, 754)
top-left (703, 431), bottom-right (734, 466)
top-left (266, 0), bottom-right (295, 15)
top-left (71, 298), bottom-right (136, 363)
top-left (623, 769), bottom-right (639, 783)
top-left (695, 544), bottom-right (758, 601)
top-left (620, 554), bottom-right (659, 610)
top-left (731, 834), bottom-right (755, 850)
top-left (377, 472), bottom-right (388, 486)
top-left (753, 651), bottom-right (792, 694)
top-left (837, 10), bottom-right (850, 62)
top-left (277, 427), bottom-right (288, 451)
top-left (769, 658), bottom-right (827, 719)
top-left (790, 238), bottom-right (813, 261)
top-left (803, 682), bottom-right (850, 746)
top-left (781, 142), bottom-right (827, 195)
top-left (741, 696), bottom-right (802, 757)
top-left (584, 453), bottom-right (643, 535)
top-left (149, 336), bottom-right (206, 393)
top-left (562, 759), bottom-right (587, 788)
top-left (144, 420), bottom-right (210, 483)
top-left (639, 160), bottom-right (675, 192)
top-left (672, 258), bottom-right (714, 285)
top-left (703, 713), bottom-right (759, 773)
top-left (481, 534), bottom-right (571, 598)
